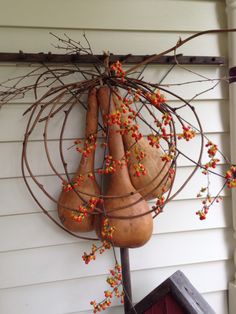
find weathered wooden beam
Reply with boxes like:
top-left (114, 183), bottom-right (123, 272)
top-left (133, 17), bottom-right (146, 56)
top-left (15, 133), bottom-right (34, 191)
top-left (0, 52), bottom-right (225, 65)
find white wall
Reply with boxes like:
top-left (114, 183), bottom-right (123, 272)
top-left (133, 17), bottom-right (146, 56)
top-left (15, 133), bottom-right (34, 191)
top-left (0, 1), bottom-right (233, 313)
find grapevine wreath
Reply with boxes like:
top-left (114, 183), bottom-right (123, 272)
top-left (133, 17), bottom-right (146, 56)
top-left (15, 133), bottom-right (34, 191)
top-left (1, 29), bottom-right (236, 312)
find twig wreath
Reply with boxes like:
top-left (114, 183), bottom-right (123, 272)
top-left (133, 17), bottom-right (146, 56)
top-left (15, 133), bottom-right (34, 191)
top-left (1, 28), bottom-right (236, 313)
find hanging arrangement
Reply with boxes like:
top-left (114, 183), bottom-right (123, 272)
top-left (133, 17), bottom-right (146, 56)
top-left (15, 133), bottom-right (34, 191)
top-left (1, 28), bottom-right (236, 313)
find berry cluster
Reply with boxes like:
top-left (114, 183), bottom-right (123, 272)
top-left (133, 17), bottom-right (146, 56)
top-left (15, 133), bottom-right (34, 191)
top-left (82, 244), bottom-right (97, 264)
top-left (152, 196), bottom-right (165, 215)
top-left (178, 125), bottom-right (196, 141)
top-left (90, 299), bottom-right (112, 313)
top-left (133, 146), bottom-right (146, 162)
top-left (102, 102), bottom-right (143, 142)
top-left (202, 141), bottom-right (220, 174)
top-left (82, 218), bottom-right (115, 264)
top-left (90, 263), bottom-right (124, 313)
top-left (129, 124), bottom-right (143, 141)
top-left (133, 162), bottom-right (147, 177)
top-left (75, 134), bottom-right (97, 158)
top-left (206, 141), bottom-right (218, 158)
top-left (130, 88), bottom-right (142, 102)
top-left (195, 208), bottom-right (208, 220)
top-left (104, 110), bottom-right (122, 126)
top-left (145, 90), bottom-right (166, 107)
top-left (98, 155), bottom-right (128, 175)
top-left (71, 197), bottom-right (101, 223)
top-left (225, 165), bottom-right (236, 188)
top-left (110, 61), bottom-right (126, 80)
top-left (168, 167), bottom-right (175, 180)
top-left (71, 208), bottom-right (87, 223)
top-left (131, 146), bottom-right (147, 177)
top-left (196, 190), bottom-right (212, 220)
top-left (202, 158), bottom-right (220, 173)
top-left (196, 187), bottom-right (222, 220)
top-left (101, 218), bottom-right (116, 240)
top-left (62, 180), bottom-right (73, 192)
top-left (82, 240), bottom-right (112, 264)
top-left (62, 172), bottom-right (95, 192)
top-left (88, 172), bottom-right (95, 180)
top-left (147, 134), bottom-right (161, 148)
top-left (74, 174), bottom-right (85, 186)
top-left (162, 112), bottom-right (173, 126)
top-left (161, 153), bottom-right (172, 163)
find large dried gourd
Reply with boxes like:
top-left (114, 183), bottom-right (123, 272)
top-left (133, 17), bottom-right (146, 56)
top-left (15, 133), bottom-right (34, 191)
top-left (95, 86), bottom-right (153, 248)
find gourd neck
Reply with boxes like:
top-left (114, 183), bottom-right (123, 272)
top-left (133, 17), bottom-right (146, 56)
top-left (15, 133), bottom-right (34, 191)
top-left (98, 86), bottom-right (132, 186)
top-left (75, 87), bottom-right (98, 177)
top-left (76, 151), bottom-right (95, 176)
top-left (107, 126), bottom-right (130, 184)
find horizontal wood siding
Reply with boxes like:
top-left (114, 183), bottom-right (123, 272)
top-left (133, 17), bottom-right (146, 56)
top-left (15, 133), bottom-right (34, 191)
top-left (0, 1), bottom-right (232, 314)
top-left (0, 260), bottom-right (233, 313)
top-left (0, 1), bottom-right (226, 31)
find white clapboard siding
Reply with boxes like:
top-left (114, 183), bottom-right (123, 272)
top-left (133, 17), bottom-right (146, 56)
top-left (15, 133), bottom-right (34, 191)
top-left (0, 164), bottom-right (230, 218)
top-left (203, 291), bottom-right (229, 314)
top-left (0, 173), bottom-right (231, 217)
top-left (0, 228), bottom-right (233, 290)
top-left (65, 291), bottom-right (227, 314)
top-left (0, 132), bottom-right (230, 178)
top-left (0, 196), bottom-right (232, 252)
top-left (0, 0), bottom-right (226, 31)
top-left (0, 28), bottom-right (228, 57)
top-left (0, 0), bottom-right (232, 313)
top-left (0, 99), bottom-right (230, 142)
top-left (0, 260), bottom-right (233, 314)
top-left (169, 164), bottom-right (229, 201)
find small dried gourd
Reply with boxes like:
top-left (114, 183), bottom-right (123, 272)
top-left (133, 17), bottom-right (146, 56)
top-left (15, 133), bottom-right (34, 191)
top-left (58, 88), bottom-right (100, 232)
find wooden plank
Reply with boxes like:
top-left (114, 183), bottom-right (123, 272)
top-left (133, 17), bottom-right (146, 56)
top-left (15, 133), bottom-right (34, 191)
top-left (0, 228), bottom-right (233, 289)
top-left (0, 197), bottom-right (232, 252)
top-left (0, 1), bottom-right (226, 31)
top-left (0, 28), bottom-right (228, 57)
top-left (0, 100), bottom-right (229, 142)
top-left (0, 52), bottom-right (226, 66)
top-left (0, 260), bottom-right (232, 313)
